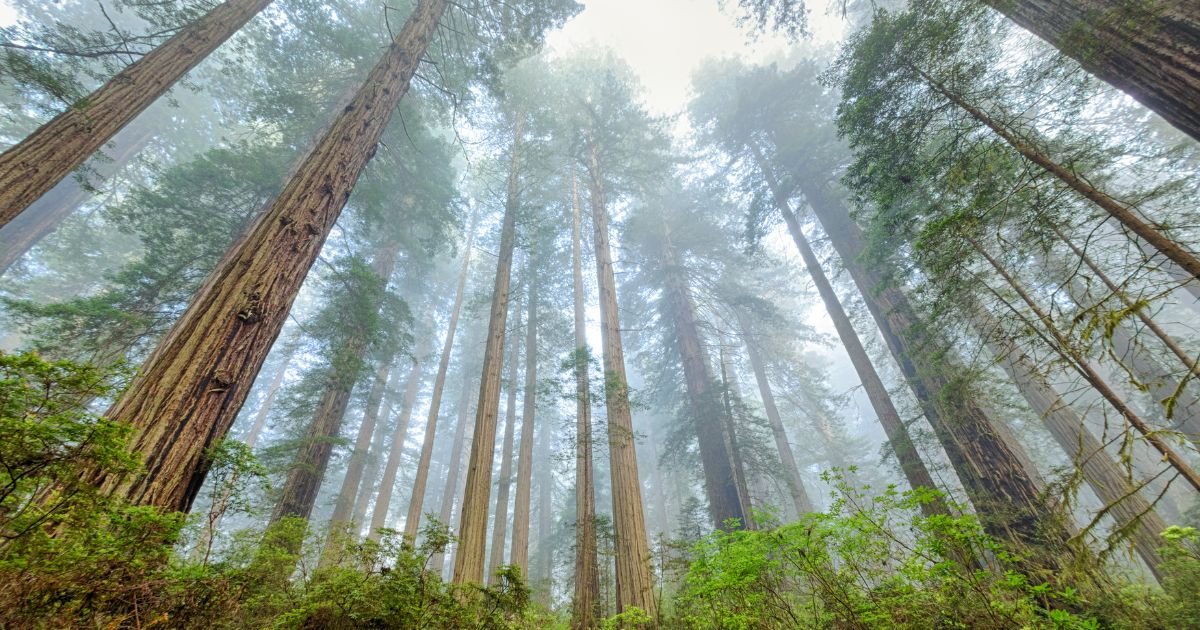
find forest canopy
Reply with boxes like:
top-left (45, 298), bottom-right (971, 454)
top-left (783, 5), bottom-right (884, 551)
top-left (1, 0), bottom-right (1199, 628)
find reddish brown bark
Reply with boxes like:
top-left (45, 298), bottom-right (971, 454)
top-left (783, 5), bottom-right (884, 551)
top-left (431, 367), bottom-right (477, 576)
top-left (510, 274), bottom-right (538, 574)
top-left (487, 309), bottom-right (522, 583)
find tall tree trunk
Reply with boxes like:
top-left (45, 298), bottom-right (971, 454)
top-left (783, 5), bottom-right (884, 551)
top-left (0, 122), bottom-right (153, 274)
top-left (983, 0), bottom-right (1200, 143)
top-left (717, 339), bottom-right (755, 529)
top-left (570, 175), bottom-right (601, 630)
top-left (918, 68), bottom-right (1200, 282)
top-left (974, 310), bottom-right (1167, 580)
top-left (510, 274), bottom-right (538, 575)
top-left (535, 419), bottom-right (554, 598)
top-left (787, 160), bottom-right (1072, 567)
top-left (752, 149), bottom-right (944, 515)
top-left (487, 309), bottom-right (522, 583)
top-left (368, 348), bottom-right (427, 539)
top-left (735, 314), bottom-right (815, 516)
top-left (0, 0), bottom-right (275, 226)
top-left (658, 221), bottom-right (745, 530)
top-left (86, 0), bottom-right (448, 513)
top-left (586, 140), bottom-right (658, 617)
top-left (403, 215), bottom-right (478, 542)
top-left (969, 236), bottom-right (1200, 492)
top-left (452, 111), bottom-right (524, 586)
top-left (432, 367), bottom-right (477, 575)
top-left (351, 367), bottom-right (399, 535)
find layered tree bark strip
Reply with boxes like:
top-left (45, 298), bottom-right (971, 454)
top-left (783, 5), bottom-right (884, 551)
top-left (735, 313), bottom-right (815, 516)
top-left (368, 351), bottom-right (427, 539)
top-left (0, 0), bottom-right (275, 226)
top-left (975, 312), bottom-right (1167, 580)
top-left (510, 274), bottom-right (538, 574)
top-left (659, 221), bottom-right (745, 529)
top-left (985, 0), bottom-right (1200, 143)
top-left (586, 141), bottom-right (658, 616)
top-left (403, 215), bottom-right (478, 542)
top-left (452, 111), bottom-right (524, 586)
top-left (487, 314), bottom-right (522, 583)
top-left (88, 0), bottom-right (448, 513)
top-left (569, 176), bottom-right (600, 629)
top-left (431, 368), bottom-right (477, 575)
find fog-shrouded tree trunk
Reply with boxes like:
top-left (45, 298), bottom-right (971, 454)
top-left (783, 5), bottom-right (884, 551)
top-left (916, 69), bottom-right (1200, 283)
top-left (403, 215), bottom-right (478, 543)
top-left (368, 348), bottom-right (427, 539)
top-left (83, 0), bottom-right (449, 513)
top-left (242, 341), bottom-right (298, 448)
top-left (974, 310), bottom-right (1167, 580)
top-left (796, 172), bottom-right (1072, 568)
top-left (753, 150), bottom-right (945, 516)
top-left (453, 111), bottom-right (524, 586)
top-left (535, 419), bottom-right (554, 596)
top-left (510, 273), bottom-right (538, 575)
top-left (487, 309), bottom-right (522, 583)
top-left (432, 368), bottom-right (477, 575)
top-left (969, 237), bottom-right (1200, 492)
top-left (734, 313), bottom-right (814, 516)
top-left (351, 368), bottom-right (399, 533)
top-left (269, 244), bottom-right (401, 525)
top-left (570, 175), bottom-right (601, 630)
top-left (586, 140), bottom-right (657, 617)
top-left (0, 0), bottom-right (276, 227)
top-left (983, 0), bottom-right (1200, 143)
top-left (0, 122), bottom-right (154, 274)
top-left (659, 220), bottom-right (745, 530)
top-left (716, 338), bottom-right (755, 529)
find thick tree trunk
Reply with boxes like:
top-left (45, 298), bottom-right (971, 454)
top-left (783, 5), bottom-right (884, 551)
top-left (87, 0), bottom-right (448, 513)
top-left (920, 69), bottom-right (1200, 283)
top-left (487, 312), bottom-right (522, 583)
top-left (368, 350), bottom-right (426, 539)
top-left (753, 151), bottom-right (944, 515)
top-left (586, 140), bottom-right (658, 617)
top-left (984, 0), bottom-right (1200, 143)
top-left (716, 340), bottom-right (755, 529)
top-left (403, 215), bottom-right (478, 542)
top-left (735, 314), bottom-right (815, 516)
top-left (0, 122), bottom-right (154, 275)
top-left (975, 311), bottom-right (1167, 580)
top-left (0, 0), bottom-right (275, 226)
top-left (432, 368), bottom-right (476, 575)
top-left (791, 165), bottom-right (1071, 567)
top-left (658, 222), bottom-right (745, 530)
top-left (452, 111), bottom-right (524, 586)
top-left (510, 275), bottom-right (538, 575)
top-left (570, 175), bottom-right (601, 630)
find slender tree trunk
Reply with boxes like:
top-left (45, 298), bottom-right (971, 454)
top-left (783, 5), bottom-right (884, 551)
top-left (658, 221), bottom-right (744, 529)
top-left (487, 309), bottom-right (522, 583)
top-left (969, 237), bottom-right (1200, 492)
top-left (0, 122), bottom-right (154, 274)
top-left (351, 368), bottom-right (398, 535)
top-left (974, 310), bottom-right (1167, 580)
top-left (432, 367), bottom-right (477, 575)
top-left (586, 140), bottom-right (658, 617)
top-left (453, 111), bottom-right (525, 586)
top-left (403, 215), bottom-right (478, 542)
top-left (983, 0), bottom-right (1200, 143)
top-left (919, 68), bottom-right (1200, 282)
top-left (86, 0), bottom-right (449, 513)
top-left (368, 349), bottom-right (427, 539)
top-left (511, 274), bottom-right (538, 575)
top-left (717, 339), bottom-right (755, 529)
top-left (786, 160), bottom-right (1072, 567)
top-left (242, 341), bottom-right (298, 448)
top-left (570, 175), bottom-right (601, 630)
top-left (735, 314), bottom-right (815, 515)
top-left (535, 421), bottom-right (554, 597)
top-left (753, 150), bottom-right (944, 515)
top-left (0, 0), bottom-right (276, 226)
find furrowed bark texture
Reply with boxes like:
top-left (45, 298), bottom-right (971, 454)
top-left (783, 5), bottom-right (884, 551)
top-left (403, 215), bottom-right (477, 542)
top-left (487, 317), bottom-right (522, 583)
top-left (986, 0), bottom-right (1200, 142)
top-left (570, 176), bottom-right (601, 630)
top-left (0, 0), bottom-right (274, 226)
top-left (587, 141), bottom-right (658, 616)
top-left (511, 275), bottom-right (538, 574)
top-left (368, 351), bottom-right (426, 539)
top-left (87, 0), bottom-right (447, 513)
top-left (452, 111), bottom-right (524, 586)
top-left (659, 223), bottom-right (745, 530)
